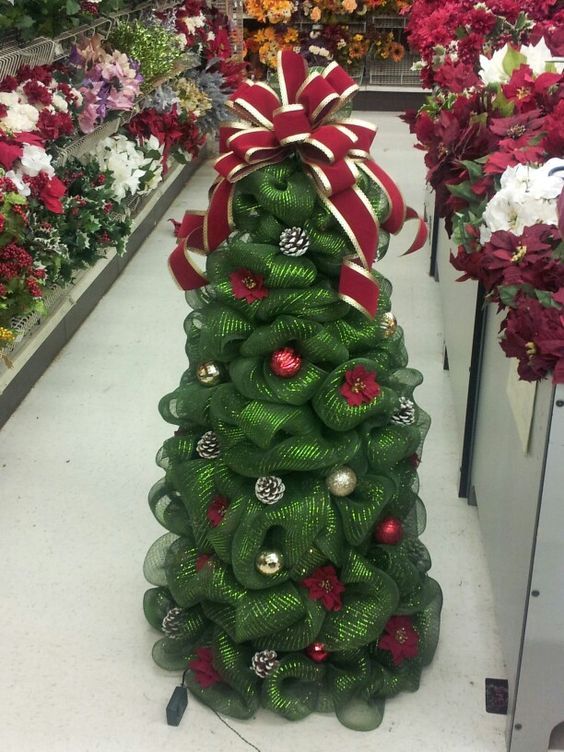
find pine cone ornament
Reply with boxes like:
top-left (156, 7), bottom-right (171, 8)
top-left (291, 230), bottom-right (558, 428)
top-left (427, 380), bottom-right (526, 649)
top-left (196, 430), bottom-right (220, 459)
top-left (255, 475), bottom-right (285, 504)
top-left (251, 649), bottom-right (280, 678)
top-left (162, 607), bottom-right (185, 639)
top-left (279, 227), bottom-right (310, 256)
top-left (391, 397), bottom-right (416, 426)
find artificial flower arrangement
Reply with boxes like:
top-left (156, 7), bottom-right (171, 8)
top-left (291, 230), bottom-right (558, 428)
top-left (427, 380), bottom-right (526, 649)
top-left (0, 176), bottom-right (45, 326)
top-left (108, 19), bottom-right (186, 89)
top-left (68, 34), bottom-right (144, 134)
top-left (0, 0), bottom-right (243, 348)
top-left (245, 26), bottom-right (300, 71)
top-left (245, 0), bottom-right (297, 24)
top-left (405, 0), bottom-right (564, 382)
top-left (90, 133), bottom-right (164, 201)
top-left (0, 65), bottom-right (80, 144)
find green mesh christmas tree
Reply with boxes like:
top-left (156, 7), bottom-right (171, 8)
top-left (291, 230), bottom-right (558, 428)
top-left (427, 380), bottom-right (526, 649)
top-left (143, 52), bottom-right (442, 731)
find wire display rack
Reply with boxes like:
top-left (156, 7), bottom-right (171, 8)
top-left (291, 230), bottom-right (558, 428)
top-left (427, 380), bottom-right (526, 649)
top-left (0, 36), bottom-right (56, 80)
top-left (55, 118), bottom-right (122, 166)
top-left (367, 51), bottom-right (419, 87)
top-left (1, 284), bottom-right (70, 362)
top-left (51, 18), bottom-right (113, 60)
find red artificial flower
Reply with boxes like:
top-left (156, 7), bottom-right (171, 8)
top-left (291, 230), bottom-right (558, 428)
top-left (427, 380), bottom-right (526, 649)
top-left (0, 130), bottom-right (43, 170)
top-left (188, 647), bottom-right (222, 689)
top-left (481, 226), bottom-right (561, 292)
top-left (0, 215), bottom-right (5, 233)
top-left (543, 100), bottom-right (564, 156)
top-left (18, 65), bottom-right (52, 85)
top-left (230, 268), bottom-right (268, 303)
top-left (26, 277), bottom-right (42, 297)
top-left (434, 60), bottom-right (480, 94)
top-left (207, 495), bottom-right (230, 527)
top-left (36, 109), bottom-right (73, 141)
top-left (340, 364), bottom-right (381, 407)
top-left (0, 75), bottom-right (18, 92)
top-left (302, 565), bottom-right (345, 611)
top-left (26, 174), bottom-right (66, 214)
top-left (500, 297), bottom-right (564, 381)
top-left (489, 110), bottom-right (545, 142)
top-left (378, 615), bottom-right (420, 666)
top-left (484, 143), bottom-right (545, 175)
top-left (22, 80), bottom-right (52, 106)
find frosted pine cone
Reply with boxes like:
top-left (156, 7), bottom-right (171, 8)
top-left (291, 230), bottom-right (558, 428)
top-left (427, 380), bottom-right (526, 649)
top-left (279, 227), bottom-right (310, 256)
top-left (162, 607), bottom-right (185, 639)
top-left (255, 475), bottom-right (285, 504)
top-left (196, 430), bottom-right (220, 459)
top-left (251, 649), bottom-right (280, 678)
top-left (391, 397), bottom-right (416, 426)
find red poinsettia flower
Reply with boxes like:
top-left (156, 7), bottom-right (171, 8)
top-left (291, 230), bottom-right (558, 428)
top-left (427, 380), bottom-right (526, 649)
top-left (500, 297), bottom-right (563, 381)
top-left (230, 268), bottom-right (268, 303)
top-left (340, 364), bottom-right (381, 407)
top-left (502, 65), bottom-right (536, 109)
top-left (543, 99), bottom-right (564, 155)
top-left (303, 565), bottom-right (345, 611)
top-left (188, 647), bottom-right (222, 689)
top-left (207, 495), bottom-right (230, 527)
top-left (480, 226), bottom-right (558, 291)
top-left (0, 130), bottom-right (43, 170)
top-left (489, 110), bottom-right (545, 141)
top-left (378, 615), bottom-right (420, 666)
top-left (26, 174), bottom-right (66, 214)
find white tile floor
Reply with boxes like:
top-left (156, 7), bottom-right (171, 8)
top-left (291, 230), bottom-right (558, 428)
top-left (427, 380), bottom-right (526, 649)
top-left (0, 113), bottom-right (511, 752)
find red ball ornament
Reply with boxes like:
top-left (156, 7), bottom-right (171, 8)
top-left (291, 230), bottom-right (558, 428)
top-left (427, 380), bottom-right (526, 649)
top-left (374, 517), bottom-right (404, 545)
top-left (270, 346), bottom-right (302, 378)
top-left (305, 642), bottom-right (329, 663)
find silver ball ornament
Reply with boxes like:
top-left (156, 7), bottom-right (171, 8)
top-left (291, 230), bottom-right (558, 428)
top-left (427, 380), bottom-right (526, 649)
top-left (196, 361), bottom-right (222, 386)
top-left (255, 549), bottom-right (284, 576)
top-left (326, 466), bottom-right (357, 497)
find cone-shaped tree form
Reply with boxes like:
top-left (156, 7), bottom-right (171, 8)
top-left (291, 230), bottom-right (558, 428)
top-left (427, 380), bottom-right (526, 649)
top-left (144, 59), bottom-right (442, 732)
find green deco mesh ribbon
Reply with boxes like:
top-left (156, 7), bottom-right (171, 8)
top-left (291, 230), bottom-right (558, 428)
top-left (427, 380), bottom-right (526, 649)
top-left (143, 133), bottom-right (442, 731)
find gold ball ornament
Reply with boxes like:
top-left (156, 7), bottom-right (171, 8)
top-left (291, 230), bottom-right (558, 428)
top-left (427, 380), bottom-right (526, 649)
top-left (326, 466), bottom-right (357, 497)
top-left (379, 312), bottom-right (397, 338)
top-left (196, 361), bottom-right (222, 386)
top-left (255, 549), bottom-right (284, 576)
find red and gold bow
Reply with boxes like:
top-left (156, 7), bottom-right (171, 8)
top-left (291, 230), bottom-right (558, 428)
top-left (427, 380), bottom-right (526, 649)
top-left (169, 50), bottom-right (427, 317)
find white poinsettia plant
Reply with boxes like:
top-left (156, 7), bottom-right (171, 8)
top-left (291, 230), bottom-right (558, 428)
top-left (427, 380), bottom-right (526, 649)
top-left (480, 158), bottom-right (564, 243)
top-left (479, 37), bottom-right (564, 86)
top-left (91, 134), bottom-right (164, 202)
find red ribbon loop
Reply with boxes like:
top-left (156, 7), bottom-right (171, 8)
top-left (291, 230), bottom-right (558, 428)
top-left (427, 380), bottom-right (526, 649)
top-left (169, 51), bottom-right (427, 318)
top-left (272, 105), bottom-right (311, 145)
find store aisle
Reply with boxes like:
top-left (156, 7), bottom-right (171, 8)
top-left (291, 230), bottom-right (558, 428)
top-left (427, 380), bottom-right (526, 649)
top-left (0, 114), bottom-right (508, 752)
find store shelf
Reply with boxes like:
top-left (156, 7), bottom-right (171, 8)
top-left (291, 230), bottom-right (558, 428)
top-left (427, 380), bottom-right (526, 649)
top-left (0, 154), bottom-right (206, 428)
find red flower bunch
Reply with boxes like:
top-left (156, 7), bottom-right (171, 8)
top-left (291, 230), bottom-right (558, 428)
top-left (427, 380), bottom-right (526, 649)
top-left (501, 295), bottom-right (564, 382)
top-left (188, 647), bottom-right (222, 689)
top-left (378, 615), bottom-right (420, 665)
top-left (25, 173), bottom-right (66, 215)
top-left (207, 495), bottom-right (230, 527)
top-left (303, 565), bottom-right (345, 611)
top-left (230, 268), bottom-right (269, 303)
top-left (406, 0), bottom-right (559, 88)
top-left (127, 106), bottom-right (205, 170)
top-left (340, 364), bottom-right (381, 406)
top-left (0, 241), bottom-right (45, 325)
